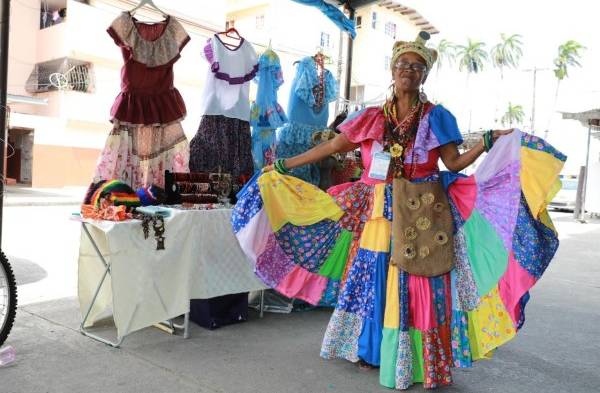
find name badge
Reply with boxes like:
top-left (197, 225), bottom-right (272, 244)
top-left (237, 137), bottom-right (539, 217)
top-left (368, 151), bottom-right (391, 180)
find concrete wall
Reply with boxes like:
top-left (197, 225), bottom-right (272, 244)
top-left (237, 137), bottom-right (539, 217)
top-left (8, 0), bottom-right (40, 114)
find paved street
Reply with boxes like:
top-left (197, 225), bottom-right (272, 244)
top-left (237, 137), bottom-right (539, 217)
top-left (1, 191), bottom-right (599, 392)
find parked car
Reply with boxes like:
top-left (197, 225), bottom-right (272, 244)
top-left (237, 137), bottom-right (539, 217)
top-left (550, 177), bottom-right (578, 211)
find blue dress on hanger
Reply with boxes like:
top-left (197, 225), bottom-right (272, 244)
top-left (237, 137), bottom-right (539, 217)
top-left (250, 49), bottom-right (288, 172)
top-left (276, 56), bottom-right (338, 185)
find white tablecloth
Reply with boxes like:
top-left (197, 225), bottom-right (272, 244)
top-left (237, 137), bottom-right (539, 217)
top-left (78, 209), bottom-right (268, 339)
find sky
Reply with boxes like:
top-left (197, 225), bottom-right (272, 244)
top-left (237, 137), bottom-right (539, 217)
top-left (401, 0), bottom-right (600, 174)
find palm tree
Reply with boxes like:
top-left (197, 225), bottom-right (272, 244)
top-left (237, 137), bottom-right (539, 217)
top-left (490, 33), bottom-right (524, 79)
top-left (546, 40), bottom-right (585, 138)
top-left (456, 39), bottom-right (488, 74)
top-left (501, 102), bottom-right (525, 127)
top-left (490, 33), bottom-right (523, 125)
top-left (430, 39), bottom-right (456, 101)
top-left (434, 39), bottom-right (456, 71)
top-left (456, 39), bottom-right (488, 132)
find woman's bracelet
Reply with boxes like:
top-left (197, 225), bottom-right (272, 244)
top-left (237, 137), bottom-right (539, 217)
top-left (274, 158), bottom-right (290, 174)
top-left (482, 130), bottom-right (494, 152)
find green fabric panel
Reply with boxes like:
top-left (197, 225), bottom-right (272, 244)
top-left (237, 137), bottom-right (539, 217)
top-left (409, 328), bottom-right (424, 383)
top-left (463, 210), bottom-right (509, 297)
top-left (318, 229), bottom-right (352, 279)
top-left (379, 328), bottom-right (399, 388)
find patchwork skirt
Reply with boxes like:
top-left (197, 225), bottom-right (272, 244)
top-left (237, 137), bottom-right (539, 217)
top-left (232, 131), bottom-right (566, 390)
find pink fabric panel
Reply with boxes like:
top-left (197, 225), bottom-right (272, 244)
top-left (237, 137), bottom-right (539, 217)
top-left (275, 265), bottom-right (328, 305)
top-left (448, 176), bottom-right (477, 220)
top-left (498, 253), bottom-right (537, 326)
top-left (408, 274), bottom-right (436, 331)
top-left (338, 107), bottom-right (385, 145)
top-left (327, 181), bottom-right (355, 197)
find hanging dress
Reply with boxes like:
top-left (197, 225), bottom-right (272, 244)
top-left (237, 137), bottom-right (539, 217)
top-left (189, 34), bottom-right (258, 181)
top-left (275, 57), bottom-right (338, 186)
top-left (249, 49), bottom-right (288, 172)
top-left (94, 12), bottom-right (190, 189)
top-left (232, 104), bottom-right (566, 390)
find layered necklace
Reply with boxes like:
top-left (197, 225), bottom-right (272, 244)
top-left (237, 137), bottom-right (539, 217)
top-left (383, 95), bottom-right (424, 179)
top-left (312, 54), bottom-right (325, 110)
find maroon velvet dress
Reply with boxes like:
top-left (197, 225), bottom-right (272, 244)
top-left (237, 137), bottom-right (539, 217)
top-left (93, 12), bottom-right (190, 189)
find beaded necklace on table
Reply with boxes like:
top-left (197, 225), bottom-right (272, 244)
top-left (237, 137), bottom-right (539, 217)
top-left (383, 96), bottom-right (425, 179)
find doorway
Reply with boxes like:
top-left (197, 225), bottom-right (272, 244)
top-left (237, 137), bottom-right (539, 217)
top-left (6, 128), bottom-right (34, 185)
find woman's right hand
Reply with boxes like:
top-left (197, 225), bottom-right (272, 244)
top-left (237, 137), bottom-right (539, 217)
top-left (262, 164), bottom-right (274, 173)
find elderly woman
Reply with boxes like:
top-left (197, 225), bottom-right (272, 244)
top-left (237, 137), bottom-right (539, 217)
top-left (232, 32), bottom-right (565, 390)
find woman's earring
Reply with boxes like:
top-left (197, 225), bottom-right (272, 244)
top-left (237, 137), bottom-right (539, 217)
top-left (418, 85), bottom-right (428, 104)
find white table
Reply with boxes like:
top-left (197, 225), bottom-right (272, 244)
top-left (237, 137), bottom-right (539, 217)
top-left (77, 208), bottom-right (268, 347)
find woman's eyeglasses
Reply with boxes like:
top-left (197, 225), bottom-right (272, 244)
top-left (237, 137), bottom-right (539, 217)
top-left (394, 62), bottom-right (427, 72)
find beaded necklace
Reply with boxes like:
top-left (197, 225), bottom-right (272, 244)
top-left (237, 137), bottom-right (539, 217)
top-left (383, 96), bottom-right (424, 179)
top-left (312, 54), bottom-right (325, 110)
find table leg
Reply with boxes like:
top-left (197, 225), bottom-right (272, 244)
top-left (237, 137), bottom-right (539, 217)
top-left (79, 222), bottom-right (125, 348)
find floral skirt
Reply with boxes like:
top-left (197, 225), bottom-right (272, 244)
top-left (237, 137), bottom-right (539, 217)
top-left (232, 131), bottom-right (566, 390)
top-left (189, 114), bottom-right (253, 180)
top-left (94, 120), bottom-right (189, 189)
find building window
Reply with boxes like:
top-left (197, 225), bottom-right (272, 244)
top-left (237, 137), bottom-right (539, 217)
top-left (225, 20), bottom-right (235, 30)
top-left (320, 32), bottom-right (330, 49)
top-left (384, 56), bottom-right (391, 70)
top-left (25, 58), bottom-right (94, 94)
top-left (385, 22), bottom-right (396, 39)
top-left (256, 14), bottom-right (265, 29)
top-left (371, 12), bottom-right (377, 29)
top-left (40, 0), bottom-right (67, 29)
top-left (356, 15), bottom-right (362, 29)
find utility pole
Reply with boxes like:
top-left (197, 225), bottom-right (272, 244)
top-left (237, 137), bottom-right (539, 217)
top-left (522, 67), bottom-right (549, 135)
top-left (0, 0), bottom-right (11, 245)
top-left (579, 122), bottom-right (593, 222)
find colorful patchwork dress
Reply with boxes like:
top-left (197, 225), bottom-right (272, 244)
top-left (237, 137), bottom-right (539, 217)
top-left (232, 104), bottom-right (566, 390)
top-left (94, 12), bottom-right (190, 189)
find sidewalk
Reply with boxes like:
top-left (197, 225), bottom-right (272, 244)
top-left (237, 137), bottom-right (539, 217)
top-left (3, 185), bottom-right (85, 207)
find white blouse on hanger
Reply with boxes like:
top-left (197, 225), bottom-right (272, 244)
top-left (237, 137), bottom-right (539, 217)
top-left (199, 35), bottom-right (258, 122)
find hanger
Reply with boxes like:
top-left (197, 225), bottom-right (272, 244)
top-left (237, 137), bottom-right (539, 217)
top-left (313, 48), bottom-right (332, 66)
top-left (129, 0), bottom-right (168, 20)
top-left (216, 27), bottom-right (243, 50)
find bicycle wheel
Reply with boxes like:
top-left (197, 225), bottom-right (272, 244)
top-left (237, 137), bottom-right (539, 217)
top-left (0, 251), bottom-right (17, 346)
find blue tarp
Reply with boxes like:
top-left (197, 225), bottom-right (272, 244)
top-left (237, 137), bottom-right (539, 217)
top-left (290, 0), bottom-right (356, 39)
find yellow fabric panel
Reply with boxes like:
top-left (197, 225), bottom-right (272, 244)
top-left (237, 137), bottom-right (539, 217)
top-left (539, 208), bottom-right (556, 233)
top-left (258, 172), bottom-right (343, 232)
top-left (520, 147), bottom-right (565, 219)
top-left (359, 219), bottom-right (391, 252)
top-left (371, 183), bottom-right (386, 219)
top-left (467, 287), bottom-right (516, 360)
top-left (383, 264), bottom-right (400, 329)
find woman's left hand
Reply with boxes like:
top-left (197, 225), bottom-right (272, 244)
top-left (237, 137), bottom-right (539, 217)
top-left (492, 128), bottom-right (514, 141)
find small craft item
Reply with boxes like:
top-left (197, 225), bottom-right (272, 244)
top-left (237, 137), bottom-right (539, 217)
top-left (136, 206), bottom-right (172, 217)
top-left (136, 185), bottom-right (167, 206)
top-left (138, 214), bottom-right (166, 251)
top-left (165, 170), bottom-right (233, 204)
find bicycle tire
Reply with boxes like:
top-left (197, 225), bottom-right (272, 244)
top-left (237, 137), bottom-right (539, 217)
top-left (0, 251), bottom-right (17, 346)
